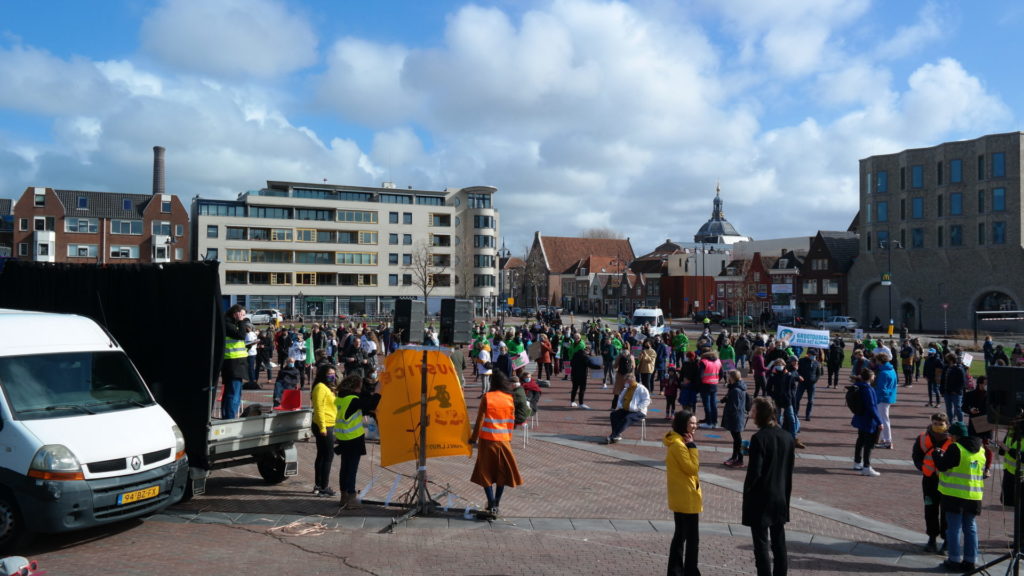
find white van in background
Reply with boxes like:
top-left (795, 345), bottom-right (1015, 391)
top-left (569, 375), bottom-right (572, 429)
top-left (0, 309), bottom-right (188, 550)
top-left (624, 307), bottom-right (668, 337)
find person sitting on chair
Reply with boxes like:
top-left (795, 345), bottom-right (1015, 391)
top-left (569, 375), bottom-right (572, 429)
top-left (607, 374), bottom-right (650, 444)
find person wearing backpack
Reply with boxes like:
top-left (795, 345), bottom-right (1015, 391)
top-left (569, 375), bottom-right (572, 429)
top-left (825, 337), bottom-right (845, 389)
top-left (851, 368), bottom-right (884, 476)
top-left (900, 340), bottom-right (916, 387)
top-left (912, 412), bottom-right (952, 554)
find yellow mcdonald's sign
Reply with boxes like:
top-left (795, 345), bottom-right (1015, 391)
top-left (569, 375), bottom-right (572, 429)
top-left (377, 348), bottom-right (471, 467)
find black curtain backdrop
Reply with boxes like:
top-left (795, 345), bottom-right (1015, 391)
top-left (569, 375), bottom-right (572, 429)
top-left (0, 261), bottom-right (222, 469)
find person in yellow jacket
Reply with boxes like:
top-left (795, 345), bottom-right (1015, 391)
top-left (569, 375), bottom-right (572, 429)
top-left (664, 409), bottom-right (702, 575)
top-left (933, 421), bottom-right (986, 572)
top-left (469, 371), bottom-right (524, 520)
top-left (310, 364), bottom-right (338, 497)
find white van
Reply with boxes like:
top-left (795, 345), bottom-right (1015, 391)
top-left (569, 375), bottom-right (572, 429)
top-left (0, 310), bottom-right (188, 549)
top-left (625, 307), bottom-right (668, 336)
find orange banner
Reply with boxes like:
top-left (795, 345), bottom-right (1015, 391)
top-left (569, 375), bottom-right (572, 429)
top-left (377, 347), bottom-right (471, 467)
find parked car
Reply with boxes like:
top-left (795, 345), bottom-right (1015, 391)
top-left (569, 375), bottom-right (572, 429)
top-left (720, 314), bottom-right (754, 328)
top-left (523, 307), bottom-right (537, 317)
top-left (817, 315), bottom-right (858, 332)
top-left (692, 310), bottom-right (723, 324)
top-left (510, 306), bottom-right (523, 317)
top-left (249, 308), bottom-right (282, 325)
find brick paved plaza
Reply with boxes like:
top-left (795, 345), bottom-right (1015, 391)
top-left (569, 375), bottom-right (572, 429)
top-left (26, 326), bottom-right (1023, 575)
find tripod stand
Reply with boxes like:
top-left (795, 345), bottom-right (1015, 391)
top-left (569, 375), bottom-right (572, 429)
top-left (969, 424), bottom-right (1023, 576)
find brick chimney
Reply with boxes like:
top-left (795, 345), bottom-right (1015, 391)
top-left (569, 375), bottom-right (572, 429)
top-left (152, 146), bottom-right (166, 196)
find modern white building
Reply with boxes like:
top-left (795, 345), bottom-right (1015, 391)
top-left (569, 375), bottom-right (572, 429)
top-left (191, 180), bottom-right (500, 318)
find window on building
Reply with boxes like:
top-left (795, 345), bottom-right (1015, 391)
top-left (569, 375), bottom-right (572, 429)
top-left (338, 210), bottom-right (378, 224)
top-left (226, 249), bottom-right (250, 262)
top-left (402, 234), bottom-right (412, 245)
top-left (402, 274), bottom-right (412, 286)
top-left (911, 164), bottom-right (923, 188)
top-left (37, 244), bottom-right (49, 257)
top-left (161, 200), bottom-right (172, 213)
top-left (900, 228), bottom-right (906, 247)
top-left (295, 228), bottom-right (315, 242)
top-left (993, 222), bottom-right (1006, 244)
top-left (876, 201), bottom-right (888, 223)
top-left (34, 192), bottom-right (45, 207)
top-left (993, 152), bottom-right (1006, 178)
top-left (473, 235), bottom-right (496, 248)
top-left (206, 225), bottom-right (218, 238)
top-left (993, 188), bottom-right (1006, 211)
top-left (911, 228), bottom-right (924, 248)
top-left (473, 274), bottom-right (496, 287)
top-left (951, 159), bottom-right (962, 183)
top-left (389, 233), bottom-right (398, 245)
top-left (430, 214), bottom-right (451, 227)
top-left (226, 227), bottom-right (246, 240)
top-left (109, 245), bottom-right (140, 259)
top-left (205, 248), bottom-right (219, 261)
top-left (174, 248), bottom-right (183, 261)
top-left (67, 244), bottom-right (98, 258)
top-left (978, 190), bottom-right (985, 213)
top-left (174, 224), bottom-right (184, 237)
top-left (403, 254), bottom-right (412, 266)
top-left (867, 171), bottom-right (872, 194)
top-left (18, 218), bottom-right (28, 231)
top-left (65, 218), bottom-right (98, 233)
top-left (876, 171), bottom-right (888, 193)
top-left (389, 274), bottom-right (399, 286)
top-left (950, 225), bottom-right (963, 246)
top-left (295, 273), bottom-right (317, 286)
top-left (802, 279), bottom-right (818, 294)
top-left (389, 212), bottom-right (399, 224)
top-left (403, 212), bottom-right (412, 225)
top-left (359, 231), bottom-right (377, 244)
top-left (866, 232), bottom-right (872, 252)
top-left (389, 253), bottom-right (399, 265)
top-left (900, 166), bottom-right (906, 190)
top-left (936, 195), bottom-right (943, 218)
top-left (474, 215), bottom-right (495, 229)
top-left (823, 279), bottom-right (839, 295)
top-left (937, 161), bottom-right (944, 185)
top-left (977, 155), bottom-right (985, 180)
top-left (77, 196), bottom-right (88, 209)
top-left (911, 197), bottom-right (923, 219)
top-left (899, 199), bottom-right (906, 221)
top-left (467, 193), bottom-right (492, 208)
top-left (225, 271), bottom-right (246, 284)
top-left (111, 220), bottom-right (143, 235)
top-left (152, 221), bottom-right (171, 236)
top-left (950, 192), bottom-right (962, 215)
top-left (810, 258), bottom-right (828, 271)
top-left (978, 223), bottom-right (985, 246)
top-left (17, 243), bottom-right (28, 257)
top-left (877, 229), bottom-right (889, 248)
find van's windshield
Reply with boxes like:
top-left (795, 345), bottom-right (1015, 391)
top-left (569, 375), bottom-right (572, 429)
top-left (631, 314), bottom-right (663, 327)
top-left (0, 351), bottom-right (155, 421)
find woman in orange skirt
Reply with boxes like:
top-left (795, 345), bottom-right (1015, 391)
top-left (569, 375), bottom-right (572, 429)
top-left (469, 371), bottom-right (524, 519)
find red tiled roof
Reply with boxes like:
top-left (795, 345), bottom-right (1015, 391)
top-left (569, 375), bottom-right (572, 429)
top-left (538, 235), bottom-right (635, 274)
top-left (504, 257), bottom-right (526, 270)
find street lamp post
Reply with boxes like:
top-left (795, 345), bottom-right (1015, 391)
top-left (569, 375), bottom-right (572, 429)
top-left (879, 240), bottom-right (901, 336)
top-left (497, 242), bottom-right (511, 328)
top-left (297, 291), bottom-right (304, 321)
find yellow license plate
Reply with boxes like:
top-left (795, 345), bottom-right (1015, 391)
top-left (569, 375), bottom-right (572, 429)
top-left (118, 485), bottom-right (160, 505)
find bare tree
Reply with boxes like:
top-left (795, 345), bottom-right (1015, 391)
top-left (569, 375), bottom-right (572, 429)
top-left (581, 226), bottom-right (624, 239)
top-left (522, 247), bottom-right (547, 308)
top-left (404, 240), bottom-right (450, 301)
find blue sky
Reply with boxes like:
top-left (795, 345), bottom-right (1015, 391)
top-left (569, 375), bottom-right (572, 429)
top-left (1, 0), bottom-right (1021, 255)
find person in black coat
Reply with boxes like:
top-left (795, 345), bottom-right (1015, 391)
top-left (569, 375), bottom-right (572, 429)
top-left (721, 369), bottom-right (748, 467)
top-left (273, 358), bottom-right (301, 407)
top-left (742, 397), bottom-right (795, 576)
top-left (569, 344), bottom-right (601, 409)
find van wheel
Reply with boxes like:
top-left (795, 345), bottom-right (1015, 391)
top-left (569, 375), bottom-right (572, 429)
top-left (0, 492), bottom-right (32, 553)
top-left (257, 451), bottom-right (287, 484)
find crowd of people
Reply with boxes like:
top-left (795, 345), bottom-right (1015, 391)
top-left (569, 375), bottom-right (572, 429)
top-left (221, 305), bottom-right (1024, 573)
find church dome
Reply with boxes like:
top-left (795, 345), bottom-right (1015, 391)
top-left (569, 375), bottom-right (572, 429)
top-left (694, 184), bottom-right (746, 243)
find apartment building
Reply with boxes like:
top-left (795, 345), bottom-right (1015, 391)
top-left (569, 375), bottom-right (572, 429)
top-left (848, 132), bottom-right (1023, 332)
top-left (192, 181), bottom-right (500, 317)
top-left (9, 187), bottom-right (190, 264)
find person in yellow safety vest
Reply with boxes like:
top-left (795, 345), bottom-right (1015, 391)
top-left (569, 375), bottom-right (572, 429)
top-left (995, 420), bottom-right (1024, 538)
top-left (221, 304), bottom-right (253, 420)
top-left (911, 413), bottom-right (952, 554)
top-left (334, 373), bottom-right (381, 509)
top-left (933, 421), bottom-right (986, 572)
top-left (469, 371), bottom-right (523, 520)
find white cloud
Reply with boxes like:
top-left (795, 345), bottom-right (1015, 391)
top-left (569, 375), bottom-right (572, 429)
top-left (874, 3), bottom-right (944, 60)
top-left (140, 0), bottom-right (317, 79)
top-left (315, 38), bottom-right (417, 127)
top-left (0, 45), bottom-right (114, 115)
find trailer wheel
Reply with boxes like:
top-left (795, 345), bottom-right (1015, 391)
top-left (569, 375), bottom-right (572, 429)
top-left (257, 451), bottom-right (287, 484)
top-left (0, 491), bottom-right (31, 554)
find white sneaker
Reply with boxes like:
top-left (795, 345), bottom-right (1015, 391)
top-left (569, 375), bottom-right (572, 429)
top-left (852, 462), bottom-right (863, 470)
top-left (579, 404), bottom-right (591, 410)
top-left (861, 467), bottom-right (881, 477)
top-left (570, 402), bottom-right (578, 407)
